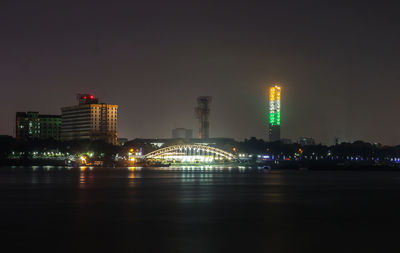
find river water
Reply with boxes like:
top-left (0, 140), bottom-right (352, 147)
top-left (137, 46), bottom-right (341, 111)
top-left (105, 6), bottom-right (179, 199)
top-left (1, 166), bottom-right (400, 252)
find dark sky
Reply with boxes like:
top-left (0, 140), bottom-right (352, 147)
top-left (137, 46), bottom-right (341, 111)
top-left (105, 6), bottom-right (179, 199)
top-left (2, 0), bottom-right (400, 145)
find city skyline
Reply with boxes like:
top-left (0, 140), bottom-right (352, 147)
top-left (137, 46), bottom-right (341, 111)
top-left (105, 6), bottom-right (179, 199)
top-left (3, 85), bottom-right (400, 145)
top-left (2, 1), bottom-right (400, 145)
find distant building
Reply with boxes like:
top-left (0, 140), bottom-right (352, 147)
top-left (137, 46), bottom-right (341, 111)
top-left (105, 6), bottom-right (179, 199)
top-left (16, 112), bottom-right (61, 141)
top-left (60, 94), bottom-right (118, 145)
top-left (16, 112), bottom-right (40, 141)
top-left (40, 115), bottom-right (62, 140)
top-left (297, 137), bottom-right (315, 146)
top-left (172, 128), bottom-right (193, 139)
top-left (281, 138), bottom-right (292, 144)
top-left (268, 85), bottom-right (281, 142)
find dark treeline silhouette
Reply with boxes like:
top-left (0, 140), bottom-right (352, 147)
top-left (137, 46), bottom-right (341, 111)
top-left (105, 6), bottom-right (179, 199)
top-left (2, 135), bottom-right (400, 168)
top-left (0, 136), bottom-right (118, 164)
top-left (0, 136), bottom-right (14, 161)
top-left (238, 137), bottom-right (400, 161)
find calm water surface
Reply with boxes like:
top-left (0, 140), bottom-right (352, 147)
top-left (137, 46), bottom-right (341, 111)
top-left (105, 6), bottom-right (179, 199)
top-left (1, 166), bottom-right (400, 252)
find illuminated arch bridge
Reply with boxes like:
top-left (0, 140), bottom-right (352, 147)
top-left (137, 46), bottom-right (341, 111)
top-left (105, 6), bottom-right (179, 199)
top-left (145, 145), bottom-right (237, 162)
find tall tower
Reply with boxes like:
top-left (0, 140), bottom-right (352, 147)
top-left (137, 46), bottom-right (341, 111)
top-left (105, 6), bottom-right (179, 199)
top-left (195, 96), bottom-right (212, 139)
top-left (268, 85), bottom-right (281, 142)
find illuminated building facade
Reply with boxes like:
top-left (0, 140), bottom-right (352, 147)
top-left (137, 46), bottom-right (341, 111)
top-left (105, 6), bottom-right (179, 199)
top-left (61, 94), bottom-right (118, 145)
top-left (16, 112), bottom-right (61, 141)
top-left (268, 85), bottom-right (281, 142)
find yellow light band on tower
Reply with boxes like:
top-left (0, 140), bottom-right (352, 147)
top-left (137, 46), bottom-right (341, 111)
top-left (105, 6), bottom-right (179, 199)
top-left (269, 85), bottom-right (281, 126)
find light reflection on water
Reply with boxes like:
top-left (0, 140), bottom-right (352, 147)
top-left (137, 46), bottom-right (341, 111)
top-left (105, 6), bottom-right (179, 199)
top-left (2, 165), bottom-right (275, 189)
top-left (127, 167), bottom-right (142, 186)
top-left (2, 165), bottom-right (400, 252)
top-left (4, 165), bottom-right (273, 174)
top-left (180, 172), bottom-right (215, 183)
top-left (80, 169), bottom-right (86, 186)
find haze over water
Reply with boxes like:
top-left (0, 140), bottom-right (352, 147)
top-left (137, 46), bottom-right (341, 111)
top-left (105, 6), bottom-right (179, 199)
top-left (1, 166), bottom-right (399, 252)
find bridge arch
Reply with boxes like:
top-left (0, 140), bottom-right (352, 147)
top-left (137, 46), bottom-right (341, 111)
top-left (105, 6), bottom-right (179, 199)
top-left (145, 144), bottom-right (237, 162)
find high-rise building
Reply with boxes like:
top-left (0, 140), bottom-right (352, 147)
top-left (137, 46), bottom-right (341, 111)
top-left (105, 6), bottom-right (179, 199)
top-left (39, 115), bottom-right (62, 140)
top-left (195, 96), bottom-right (212, 139)
top-left (60, 94), bottom-right (118, 145)
top-left (16, 112), bottom-right (61, 141)
top-left (172, 128), bottom-right (193, 139)
top-left (268, 85), bottom-right (281, 142)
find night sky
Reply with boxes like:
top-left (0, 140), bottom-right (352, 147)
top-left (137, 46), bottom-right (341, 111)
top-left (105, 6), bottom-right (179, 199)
top-left (2, 0), bottom-right (400, 145)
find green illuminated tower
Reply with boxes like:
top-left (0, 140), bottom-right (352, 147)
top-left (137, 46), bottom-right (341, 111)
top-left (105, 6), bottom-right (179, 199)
top-left (268, 85), bottom-right (281, 142)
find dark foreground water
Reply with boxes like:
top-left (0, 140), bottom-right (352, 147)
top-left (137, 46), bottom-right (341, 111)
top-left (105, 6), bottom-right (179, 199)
top-left (1, 166), bottom-right (400, 252)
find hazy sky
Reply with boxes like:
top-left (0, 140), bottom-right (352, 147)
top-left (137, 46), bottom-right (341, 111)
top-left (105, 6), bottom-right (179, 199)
top-left (1, 0), bottom-right (400, 145)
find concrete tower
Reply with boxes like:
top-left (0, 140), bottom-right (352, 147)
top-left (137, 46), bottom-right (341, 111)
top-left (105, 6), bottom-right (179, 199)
top-left (195, 96), bottom-right (212, 139)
